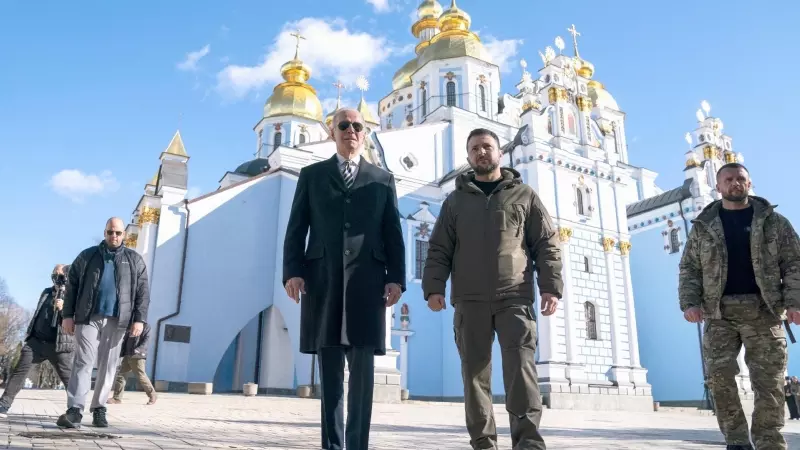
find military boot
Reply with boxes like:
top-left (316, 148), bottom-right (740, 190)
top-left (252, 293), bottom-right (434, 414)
top-left (56, 407), bottom-right (82, 429)
top-left (726, 444), bottom-right (754, 450)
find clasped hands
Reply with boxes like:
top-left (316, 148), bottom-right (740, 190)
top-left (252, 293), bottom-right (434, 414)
top-left (284, 277), bottom-right (403, 307)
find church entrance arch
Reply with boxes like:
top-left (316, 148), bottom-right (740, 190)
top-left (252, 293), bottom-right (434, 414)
top-left (212, 305), bottom-right (295, 393)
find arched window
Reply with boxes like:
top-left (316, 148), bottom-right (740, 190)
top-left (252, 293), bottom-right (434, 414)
top-left (576, 188), bottom-right (586, 215)
top-left (298, 133), bottom-right (307, 144)
top-left (670, 228), bottom-right (681, 254)
top-left (446, 81), bottom-right (456, 106)
top-left (273, 132), bottom-right (282, 149)
top-left (420, 87), bottom-right (428, 116)
top-left (583, 256), bottom-right (591, 273)
top-left (585, 302), bottom-right (598, 340)
top-left (479, 84), bottom-right (486, 112)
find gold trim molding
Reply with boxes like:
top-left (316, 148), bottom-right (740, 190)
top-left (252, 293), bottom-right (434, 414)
top-left (137, 206), bottom-right (160, 225)
top-left (548, 87), bottom-right (568, 104)
top-left (619, 241), bottom-right (632, 256)
top-left (602, 237), bottom-right (616, 252)
top-left (558, 227), bottom-right (573, 243)
top-left (124, 234), bottom-right (138, 248)
top-left (576, 96), bottom-right (592, 112)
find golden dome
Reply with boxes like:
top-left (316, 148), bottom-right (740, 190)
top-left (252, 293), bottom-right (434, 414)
top-left (588, 80), bottom-right (619, 111)
top-left (417, 0), bottom-right (443, 19)
top-left (263, 55), bottom-right (323, 122)
top-left (418, 1), bottom-right (491, 67)
top-left (392, 58), bottom-right (418, 91)
top-left (576, 58), bottom-right (594, 78)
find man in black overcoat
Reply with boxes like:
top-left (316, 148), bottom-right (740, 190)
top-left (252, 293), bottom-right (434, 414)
top-left (283, 107), bottom-right (406, 450)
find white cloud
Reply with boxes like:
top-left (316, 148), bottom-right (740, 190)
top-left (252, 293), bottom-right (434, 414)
top-left (216, 18), bottom-right (400, 99)
top-left (49, 169), bottom-right (119, 203)
top-left (366, 0), bottom-right (390, 13)
top-left (177, 45), bottom-right (211, 71)
top-left (483, 36), bottom-right (524, 73)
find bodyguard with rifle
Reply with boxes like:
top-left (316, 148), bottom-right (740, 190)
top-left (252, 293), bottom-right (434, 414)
top-left (0, 264), bottom-right (75, 418)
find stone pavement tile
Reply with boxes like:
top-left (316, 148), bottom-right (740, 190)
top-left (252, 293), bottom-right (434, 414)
top-left (3, 389), bottom-right (800, 449)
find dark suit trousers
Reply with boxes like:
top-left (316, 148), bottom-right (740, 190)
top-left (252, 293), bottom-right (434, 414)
top-left (0, 338), bottom-right (72, 409)
top-left (318, 346), bottom-right (375, 450)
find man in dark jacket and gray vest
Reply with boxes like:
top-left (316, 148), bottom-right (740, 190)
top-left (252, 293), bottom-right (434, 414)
top-left (0, 264), bottom-right (74, 418)
top-left (57, 217), bottom-right (150, 429)
top-left (423, 128), bottom-right (563, 450)
top-left (108, 322), bottom-right (156, 405)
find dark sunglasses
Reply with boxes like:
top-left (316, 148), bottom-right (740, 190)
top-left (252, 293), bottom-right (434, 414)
top-left (106, 230), bottom-right (123, 237)
top-left (337, 121), bottom-right (364, 132)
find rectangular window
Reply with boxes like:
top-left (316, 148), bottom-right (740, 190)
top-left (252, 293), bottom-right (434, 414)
top-left (415, 240), bottom-right (430, 279)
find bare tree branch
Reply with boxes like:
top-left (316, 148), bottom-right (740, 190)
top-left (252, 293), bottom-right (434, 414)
top-left (0, 277), bottom-right (30, 380)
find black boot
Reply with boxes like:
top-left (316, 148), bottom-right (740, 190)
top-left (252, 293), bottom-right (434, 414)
top-left (726, 445), bottom-right (754, 450)
top-left (56, 407), bottom-right (82, 428)
top-left (92, 406), bottom-right (108, 427)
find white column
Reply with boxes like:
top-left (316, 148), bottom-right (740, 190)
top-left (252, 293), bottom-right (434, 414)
top-left (619, 242), bottom-right (640, 367)
top-left (136, 206), bottom-right (160, 284)
top-left (559, 229), bottom-right (579, 364)
top-left (603, 238), bottom-right (623, 367)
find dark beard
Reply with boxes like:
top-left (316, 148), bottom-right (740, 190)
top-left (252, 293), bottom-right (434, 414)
top-left (722, 192), bottom-right (747, 203)
top-left (471, 161), bottom-right (497, 175)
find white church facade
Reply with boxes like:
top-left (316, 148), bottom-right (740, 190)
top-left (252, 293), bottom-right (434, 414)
top-left (110, 1), bottom-right (741, 411)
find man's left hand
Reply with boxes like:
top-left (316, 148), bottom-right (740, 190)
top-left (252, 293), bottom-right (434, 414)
top-left (384, 283), bottom-right (402, 307)
top-left (130, 322), bottom-right (144, 337)
top-left (540, 293), bottom-right (559, 316)
top-left (788, 308), bottom-right (800, 326)
top-left (55, 299), bottom-right (63, 311)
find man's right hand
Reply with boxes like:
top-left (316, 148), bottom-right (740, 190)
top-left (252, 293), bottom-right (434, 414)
top-left (285, 278), bottom-right (306, 303)
top-left (683, 307), bottom-right (703, 323)
top-left (62, 318), bottom-right (75, 335)
top-left (427, 294), bottom-right (446, 312)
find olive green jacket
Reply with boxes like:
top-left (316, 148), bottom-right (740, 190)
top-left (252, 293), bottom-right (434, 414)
top-left (422, 168), bottom-right (563, 304)
top-left (678, 196), bottom-right (800, 319)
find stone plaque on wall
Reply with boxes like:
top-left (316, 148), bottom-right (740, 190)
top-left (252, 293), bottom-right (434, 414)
top-left (164, 324), bottom-right (191, 343)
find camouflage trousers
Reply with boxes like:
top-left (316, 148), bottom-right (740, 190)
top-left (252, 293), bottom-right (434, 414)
top-left (703, 295), bottom-right (788, 450)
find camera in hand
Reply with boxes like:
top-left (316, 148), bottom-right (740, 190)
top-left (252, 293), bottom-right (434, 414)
top-left (51, 273), bottom-right (67, 327)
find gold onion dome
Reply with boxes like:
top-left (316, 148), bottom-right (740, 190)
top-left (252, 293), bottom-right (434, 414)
top-left (263, 45), bottom-right (323, 122)
top-left (418, 0), bottom-right (492, 67)
top-left (417, 0), bottom-right (443, 19)
top-left (587, 80), bottom-right (619, 111)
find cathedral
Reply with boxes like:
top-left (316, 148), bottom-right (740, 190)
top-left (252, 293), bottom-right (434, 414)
top-left (119, 0), bottom-right (746, 411)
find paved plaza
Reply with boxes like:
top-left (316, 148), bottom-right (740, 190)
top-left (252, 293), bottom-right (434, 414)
top-left (2, 389), bottom-right (800, 449)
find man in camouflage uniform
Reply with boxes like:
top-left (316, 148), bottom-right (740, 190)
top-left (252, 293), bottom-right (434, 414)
top-left (679, 162), bottom-right (800, 450)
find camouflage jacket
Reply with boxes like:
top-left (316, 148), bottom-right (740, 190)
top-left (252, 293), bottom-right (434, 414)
top-left (678, 196), bottom-right (800, 319)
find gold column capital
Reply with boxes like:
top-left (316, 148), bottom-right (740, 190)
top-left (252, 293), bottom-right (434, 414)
top-left (124, 234), bottom-right (138, 249)
top-left (619, 241), bottom-right (632, 256)
top-left (558, 227), bottom-right (573, 243)
top-left (137, 206), bottom-right (161, 225)
top-left (602, 237), bottom-right (616, 253)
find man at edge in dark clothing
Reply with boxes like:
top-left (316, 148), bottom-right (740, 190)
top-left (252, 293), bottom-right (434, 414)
top-left (0, 264), bottom-right (74, 418)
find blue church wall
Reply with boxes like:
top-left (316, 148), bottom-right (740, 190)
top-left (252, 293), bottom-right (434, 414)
top-left (213, 335), bottom-right (238, 393)
top-left (629, 223), bottom-right (705, 402)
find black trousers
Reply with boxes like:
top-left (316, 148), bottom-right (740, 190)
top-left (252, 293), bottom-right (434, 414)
top-left (787, 396), bottom-right (800, 419)
top-left (0, 338), bottom-right (72, 409)
top-left (318, 346), bottom-right (375, 450)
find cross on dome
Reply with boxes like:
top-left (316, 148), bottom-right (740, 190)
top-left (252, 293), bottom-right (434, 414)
top-left (567, 24), bottom-right (581, 57)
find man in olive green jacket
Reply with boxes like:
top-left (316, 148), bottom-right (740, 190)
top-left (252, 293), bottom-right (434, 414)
top-left (679, 163), bottom-right (800, 450)
top-left (422, 128), bottom-right (563, 450)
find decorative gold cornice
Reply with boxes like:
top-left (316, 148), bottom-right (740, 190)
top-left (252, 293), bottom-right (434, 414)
top-left (548, 87), bottom-right (568, 104)
top-left (724, 150), bottom-right (736, 163)
top-left (124, 234), bottom-right (138, 249)
top-left (602, 237), bottom-right (616, 252)
top-left (137, 206), bottom-right (160, 225)
top-left (619, 241), bottom-right (632, 256)
top-left (576, 96), bottom-right (592, 112)
top-left (558, 227), bottom-right (573, 243)
top-left (703, 145), bottom-right (715, 160)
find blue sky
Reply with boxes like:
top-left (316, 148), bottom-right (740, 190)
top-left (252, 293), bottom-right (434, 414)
top-left (0, 0), bottom-right (797, 310)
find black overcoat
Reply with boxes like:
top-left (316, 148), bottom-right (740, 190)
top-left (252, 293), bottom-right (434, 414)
top-left (282, 154), bottom-right (406, 355)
